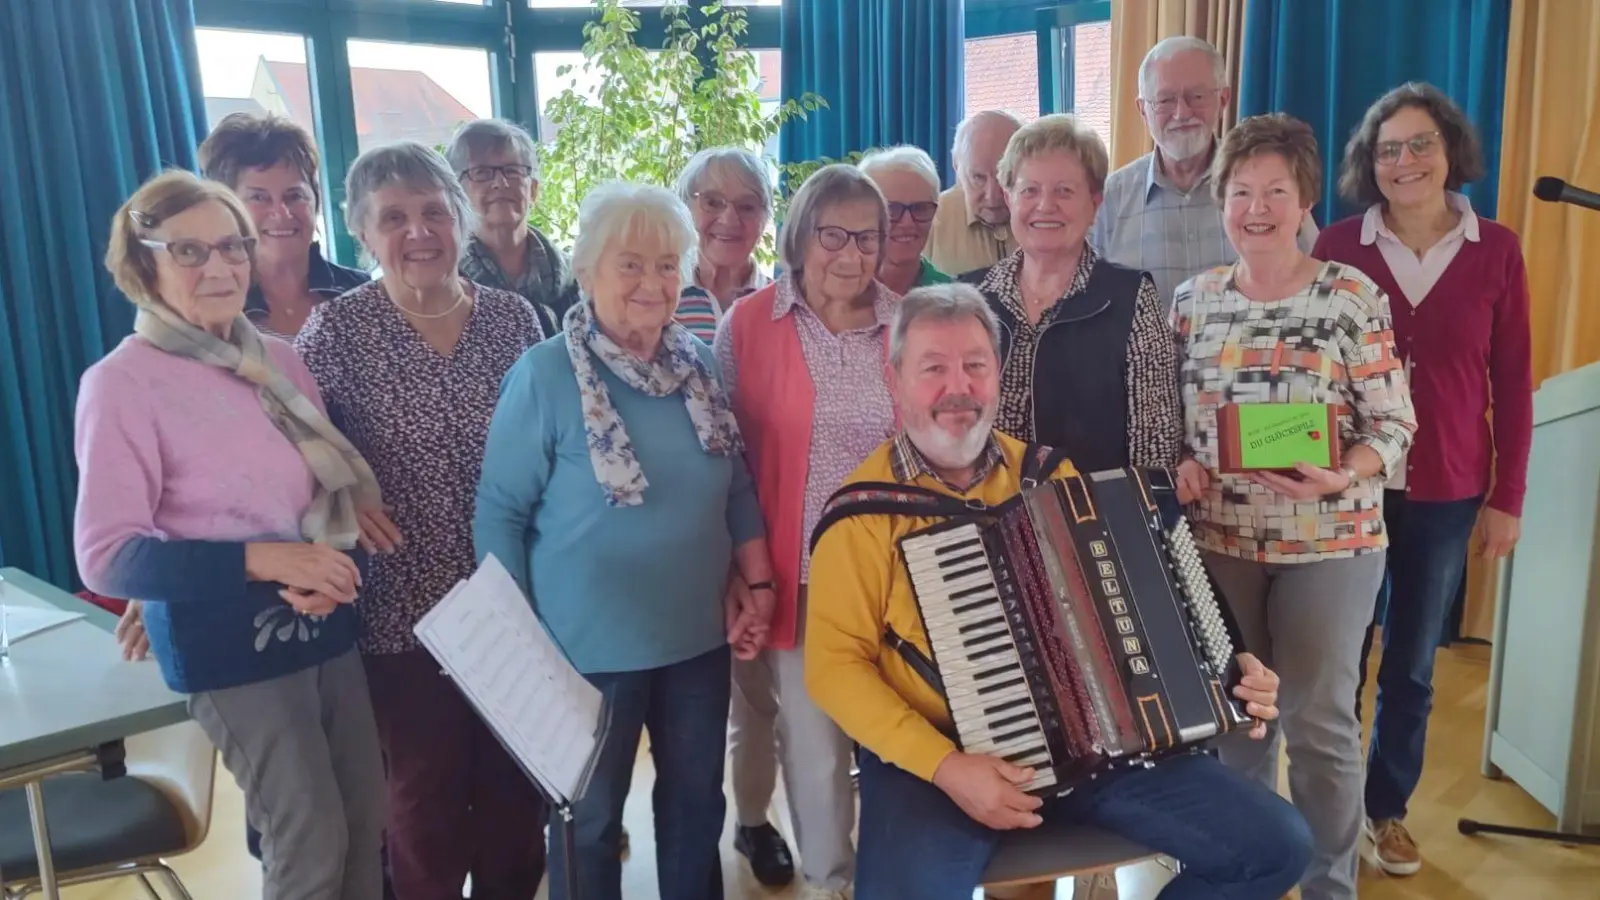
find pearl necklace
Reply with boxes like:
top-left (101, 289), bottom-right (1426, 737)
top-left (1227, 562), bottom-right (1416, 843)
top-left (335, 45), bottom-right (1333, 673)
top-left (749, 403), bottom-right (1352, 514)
top-left (388, 282), bottom-right (469, 320)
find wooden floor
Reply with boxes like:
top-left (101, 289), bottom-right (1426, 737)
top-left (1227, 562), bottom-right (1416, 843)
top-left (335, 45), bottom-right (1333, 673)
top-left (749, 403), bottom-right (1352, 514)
top-left (55, 642), bottom-right (1600, 900)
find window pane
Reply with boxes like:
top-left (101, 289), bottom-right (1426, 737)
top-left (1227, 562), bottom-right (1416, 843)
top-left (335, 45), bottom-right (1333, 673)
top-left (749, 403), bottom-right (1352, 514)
top-left (344, 40), bottom-right (493, 155)
top-left (195, 28), bottom-right (315, 134)
top-left (1070, 21), bottom-right (1113, 143)
top-left (963, 33), bottom-right (1039, 123)
top-left (533, 51), bottom-right (589, 143)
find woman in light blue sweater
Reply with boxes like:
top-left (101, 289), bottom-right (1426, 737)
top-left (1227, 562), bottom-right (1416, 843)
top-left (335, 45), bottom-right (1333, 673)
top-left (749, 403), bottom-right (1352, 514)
top-left (474, 180), bottom-right (775, 900)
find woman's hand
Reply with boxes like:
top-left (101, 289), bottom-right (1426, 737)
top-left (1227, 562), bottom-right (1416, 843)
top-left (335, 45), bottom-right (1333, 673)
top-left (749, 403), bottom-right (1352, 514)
top-left (1231, 652), bottom-right (1280, 740)
top-left (1175, 458), bottom-right (1211, 504)
top-left (1248, 461), bottom-right (1350, 502)
top-left (357, 507), bottom-right (404, 555)
top-left (115, 601), bottom-right (149, 662)
top-left (245, 542), bottom-right (361, 602)
top-left (278, 588), bottom-right (343, 618)
top-left (1476, 507), bottom-right (1521, 559)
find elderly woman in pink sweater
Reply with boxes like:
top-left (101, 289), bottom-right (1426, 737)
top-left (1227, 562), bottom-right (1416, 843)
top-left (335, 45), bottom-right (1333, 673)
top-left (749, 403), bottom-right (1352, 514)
top-left (711, 164), bottom-right (900, 899)
top-left (74, 170), bottom-right (387, 900)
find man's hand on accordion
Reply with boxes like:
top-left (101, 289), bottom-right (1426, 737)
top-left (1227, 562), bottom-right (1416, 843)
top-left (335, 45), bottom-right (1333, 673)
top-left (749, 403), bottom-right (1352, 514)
top-left (931, 752), bottom-right (1045, 831)
top-left (1232, 652), bottom-right (1281, 740)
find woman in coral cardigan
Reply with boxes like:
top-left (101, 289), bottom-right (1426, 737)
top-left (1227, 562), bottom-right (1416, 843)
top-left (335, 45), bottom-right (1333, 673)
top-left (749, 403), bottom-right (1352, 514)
top-left (711, 163), bottom-right (900, 900)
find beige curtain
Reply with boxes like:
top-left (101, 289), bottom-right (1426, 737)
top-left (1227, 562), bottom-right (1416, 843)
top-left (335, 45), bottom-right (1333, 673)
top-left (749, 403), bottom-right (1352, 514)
top-left (1107, 0), bottom-right (1246, 169)
top-left (1460, 0), bottom-right (1600, 640)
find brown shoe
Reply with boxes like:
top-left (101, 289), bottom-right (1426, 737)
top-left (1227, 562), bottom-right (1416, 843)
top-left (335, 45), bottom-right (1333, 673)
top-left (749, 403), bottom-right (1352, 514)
top-left (1366, 818), bottom-right (1421, 876)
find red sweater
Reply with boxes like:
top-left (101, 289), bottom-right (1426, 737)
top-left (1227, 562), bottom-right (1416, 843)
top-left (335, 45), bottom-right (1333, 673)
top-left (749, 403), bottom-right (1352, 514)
top-left (1313, 215), bottom-right (1533, 515)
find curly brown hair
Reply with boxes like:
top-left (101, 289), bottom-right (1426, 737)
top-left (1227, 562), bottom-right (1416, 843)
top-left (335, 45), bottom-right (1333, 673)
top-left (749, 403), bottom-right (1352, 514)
top-left (197, 112), bottom-right (323, 210)
top-left (1337, 82), bottom-right (1485, 207)
top-left (1210, 113), bottom-right (1322, 209)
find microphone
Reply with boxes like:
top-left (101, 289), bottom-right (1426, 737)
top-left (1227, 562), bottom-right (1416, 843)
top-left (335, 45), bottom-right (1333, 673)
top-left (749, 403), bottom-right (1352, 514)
top-left (1533, 176), bottom-right (1600, 212)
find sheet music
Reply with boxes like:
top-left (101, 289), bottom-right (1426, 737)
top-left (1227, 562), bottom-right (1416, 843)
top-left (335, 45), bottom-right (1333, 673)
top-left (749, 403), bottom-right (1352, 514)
top-left (413, 555), bottom-right (604, 805)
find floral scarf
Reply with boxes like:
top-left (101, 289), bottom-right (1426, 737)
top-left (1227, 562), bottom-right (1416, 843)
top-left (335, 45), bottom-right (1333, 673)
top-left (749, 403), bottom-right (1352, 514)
top-left (562, 299), bottom-right (743, 506)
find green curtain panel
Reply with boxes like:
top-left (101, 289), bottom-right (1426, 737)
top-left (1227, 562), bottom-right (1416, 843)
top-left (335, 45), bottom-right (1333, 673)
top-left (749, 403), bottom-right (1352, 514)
top-left (1239, 0), bottom-right (1510, 226)
top-left (780, 0), bottom-right (965, 185)
top-left (0, 0), bottom-right (207, 585)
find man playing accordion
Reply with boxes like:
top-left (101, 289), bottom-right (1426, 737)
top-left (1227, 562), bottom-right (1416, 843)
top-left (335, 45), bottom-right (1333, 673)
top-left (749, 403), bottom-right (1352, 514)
top-left (805, 283), bottom-right (1314, 899)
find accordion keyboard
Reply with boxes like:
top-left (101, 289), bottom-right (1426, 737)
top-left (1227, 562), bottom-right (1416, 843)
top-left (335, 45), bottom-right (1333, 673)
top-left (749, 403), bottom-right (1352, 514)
top-left (901, 523), bottom-right (1058, 791)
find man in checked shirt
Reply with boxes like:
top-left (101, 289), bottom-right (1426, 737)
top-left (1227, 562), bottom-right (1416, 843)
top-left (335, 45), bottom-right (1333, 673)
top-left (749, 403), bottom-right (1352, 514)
top-left (1089, 36), bottom-right (1318, 310)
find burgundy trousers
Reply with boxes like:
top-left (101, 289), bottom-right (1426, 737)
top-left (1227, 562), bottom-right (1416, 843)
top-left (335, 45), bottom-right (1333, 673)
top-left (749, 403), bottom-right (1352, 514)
top-left (365, 648), bottom-right (548, 900)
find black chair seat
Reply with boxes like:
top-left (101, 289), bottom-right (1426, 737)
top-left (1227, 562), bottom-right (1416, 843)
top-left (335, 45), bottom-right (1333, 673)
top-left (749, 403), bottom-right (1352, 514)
top-left (0, 772), bottom-right (187, 882)
top-left (982, 821), bottom-right (1156, 885)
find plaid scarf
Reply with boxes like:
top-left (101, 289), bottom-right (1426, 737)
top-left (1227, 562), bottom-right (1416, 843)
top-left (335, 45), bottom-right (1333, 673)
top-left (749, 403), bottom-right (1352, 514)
top-left (131, 303), bottom-right (383, 549)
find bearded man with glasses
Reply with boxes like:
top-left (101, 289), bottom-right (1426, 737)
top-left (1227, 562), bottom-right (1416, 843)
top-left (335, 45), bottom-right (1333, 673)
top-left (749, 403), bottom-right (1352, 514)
top-left (1089, 36), bottom-right (1319, 309)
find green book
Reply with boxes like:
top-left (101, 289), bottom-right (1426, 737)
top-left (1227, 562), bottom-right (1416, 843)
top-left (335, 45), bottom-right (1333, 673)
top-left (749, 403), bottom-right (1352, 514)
top-left (1218, 403), bottom-right (1340, 472)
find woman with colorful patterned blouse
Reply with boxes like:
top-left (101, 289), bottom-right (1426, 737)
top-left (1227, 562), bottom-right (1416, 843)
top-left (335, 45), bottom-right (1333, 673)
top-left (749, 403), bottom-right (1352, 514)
top-left (1315, 83), bottom-right (1533, 877)
top-left (960, 114), bottom-right (1181, 475)
top-left (712, 164), bottom-right (902, 900)
top-left (673, 147), bottom-right (774, 343)
top-left (475, 181), bottom-right (775, 900)
top-left (447, 118), bottom-right (574, 325)
top-left (859, 145), bottom-right (953, 295)
top-left (295, 142), bottom-right (552, 900)
top-left (1173, 114), bottom-right (1417, 900)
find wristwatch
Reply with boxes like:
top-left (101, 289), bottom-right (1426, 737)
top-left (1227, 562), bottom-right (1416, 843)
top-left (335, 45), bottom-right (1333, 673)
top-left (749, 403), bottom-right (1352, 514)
top-left (1340, 466), bottom-right (1359, 489)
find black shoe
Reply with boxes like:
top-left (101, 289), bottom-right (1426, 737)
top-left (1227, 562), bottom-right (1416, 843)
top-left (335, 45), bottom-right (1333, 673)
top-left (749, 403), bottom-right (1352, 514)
top-left (734, 822), bottom-right (795, 887)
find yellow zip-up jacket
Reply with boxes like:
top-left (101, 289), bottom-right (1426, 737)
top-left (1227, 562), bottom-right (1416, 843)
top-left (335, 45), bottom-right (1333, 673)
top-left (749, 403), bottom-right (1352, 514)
top-left (804, 431), bottom-right (1076, 782)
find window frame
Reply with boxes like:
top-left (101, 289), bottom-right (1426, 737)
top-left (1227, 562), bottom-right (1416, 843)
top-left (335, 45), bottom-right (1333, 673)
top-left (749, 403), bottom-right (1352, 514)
top-left (192, 0), bottom-right (778, 264)
top-left (961, 0), bottom-right (1112, 123)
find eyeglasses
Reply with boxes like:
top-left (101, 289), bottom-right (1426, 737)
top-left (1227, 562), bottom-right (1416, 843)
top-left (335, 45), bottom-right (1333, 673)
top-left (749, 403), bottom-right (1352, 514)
top-left (694, 192), bottom-right (767, 222)
top-left (1374, 131), bottom-right (1442, 166)
top-left (459, 164), bottom-right (535, 183)
top-left (1148, 88), bottom-right (1221, 115)
top-left (140, 236), bottom-right (256, 268)
top-left (888, 201), bottom-right (938, 223)
top-left (815, 226), bottom-right (883, 254)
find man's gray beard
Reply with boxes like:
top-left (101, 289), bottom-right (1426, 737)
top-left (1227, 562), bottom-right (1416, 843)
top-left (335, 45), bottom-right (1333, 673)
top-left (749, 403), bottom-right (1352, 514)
top-left (1157, 126), bottom-right (1213, 163)
top-left (907, 409), bottom-right (997, 471)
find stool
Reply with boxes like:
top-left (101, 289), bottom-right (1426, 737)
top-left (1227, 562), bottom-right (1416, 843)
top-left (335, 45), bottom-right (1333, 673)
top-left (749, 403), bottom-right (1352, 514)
top-left (979, 821), bottom-right (1163, 900)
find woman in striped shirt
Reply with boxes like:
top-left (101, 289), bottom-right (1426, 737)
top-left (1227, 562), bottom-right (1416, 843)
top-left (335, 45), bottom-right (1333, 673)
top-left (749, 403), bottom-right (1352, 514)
top-left (673, 147), bottom-right (774, 342)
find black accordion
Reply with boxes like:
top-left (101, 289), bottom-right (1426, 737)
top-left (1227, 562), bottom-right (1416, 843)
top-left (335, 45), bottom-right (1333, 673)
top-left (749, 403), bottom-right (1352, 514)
top-left (888, 465), bottom-right (1253, 795)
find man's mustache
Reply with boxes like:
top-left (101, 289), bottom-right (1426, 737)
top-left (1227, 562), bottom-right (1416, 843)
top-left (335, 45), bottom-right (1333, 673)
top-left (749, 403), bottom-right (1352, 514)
top-left (932, 396), bottom-right (984, 414)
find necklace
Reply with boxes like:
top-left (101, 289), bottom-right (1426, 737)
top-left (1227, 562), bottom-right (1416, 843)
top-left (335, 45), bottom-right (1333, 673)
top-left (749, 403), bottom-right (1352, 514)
top-left (388, 283), bottom-right (469, 320)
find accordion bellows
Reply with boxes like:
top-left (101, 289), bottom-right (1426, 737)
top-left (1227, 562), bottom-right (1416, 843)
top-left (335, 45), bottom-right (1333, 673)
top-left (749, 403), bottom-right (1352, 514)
top-left (900, 467), bottom-right (1254, 796)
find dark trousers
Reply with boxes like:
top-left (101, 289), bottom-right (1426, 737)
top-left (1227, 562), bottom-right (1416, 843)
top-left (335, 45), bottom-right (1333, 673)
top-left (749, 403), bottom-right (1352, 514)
top-left (365, 648), bottom-right (549, 900)
top-left (547, 644), bottom-right (731, 900)
top-left (1358, 491), bottom-right (1482, 822)
top-left (853, 748), bottom-right (1312, 899)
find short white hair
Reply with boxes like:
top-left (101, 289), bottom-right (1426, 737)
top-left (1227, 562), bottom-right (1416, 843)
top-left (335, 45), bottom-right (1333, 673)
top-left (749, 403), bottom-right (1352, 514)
top-left (675, 147), bottom-right (774, 225)
top-left (858, 145), bottom-right (942, 195)
top-left (344, 141), bottom-right (476, 266)
top-left (1138, 36), bottom-right (1227, 100)
top-left (571, 181), bottom-right (698, 286)
top-left (444, 118), bottom-right (540, 178)
top-left (952, 110), bottom-right (1024, 174)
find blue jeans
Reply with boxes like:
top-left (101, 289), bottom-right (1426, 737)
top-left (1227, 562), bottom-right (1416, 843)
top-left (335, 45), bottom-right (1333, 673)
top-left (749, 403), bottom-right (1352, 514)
top-left (547, 644), bottom-right (731, 900)
top-left (1361, 492), bottom-right (1481, 822)
top-left (854, 748), bottom-right (1312, 899)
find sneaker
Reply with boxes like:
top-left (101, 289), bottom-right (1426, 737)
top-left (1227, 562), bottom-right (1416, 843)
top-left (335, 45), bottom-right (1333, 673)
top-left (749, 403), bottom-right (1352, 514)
top-left (1366, 818), bottom-right (1422, 876)
top-left (734, 822), bottom-right (795, 887)
top-left (798, 885), bottom-right (850, 900)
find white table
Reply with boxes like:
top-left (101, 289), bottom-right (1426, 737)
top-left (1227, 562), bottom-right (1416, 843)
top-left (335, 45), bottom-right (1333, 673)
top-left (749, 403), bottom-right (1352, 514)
top-left (0, 568), bottom-right (186, 900)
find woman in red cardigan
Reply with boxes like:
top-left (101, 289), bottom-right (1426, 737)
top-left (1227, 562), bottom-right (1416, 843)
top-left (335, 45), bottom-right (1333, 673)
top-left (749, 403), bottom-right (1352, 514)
top-left (1313, 82), bottom-right (1533, 877)
top-left (711, 163), bottom-right (900, 900)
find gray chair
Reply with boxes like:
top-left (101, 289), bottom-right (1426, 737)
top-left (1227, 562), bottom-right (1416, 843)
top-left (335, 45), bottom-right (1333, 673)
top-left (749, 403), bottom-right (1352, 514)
top-left (980, 820), bottom-right (1165, 899)
top-left (0, 723), bottom-right (214, 900)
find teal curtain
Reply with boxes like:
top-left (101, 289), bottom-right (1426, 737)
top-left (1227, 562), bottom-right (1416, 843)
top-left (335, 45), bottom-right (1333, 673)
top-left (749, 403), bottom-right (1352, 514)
top-left (0, 0), bottom-right (207, 585)
top-left (1239, 0), bottom-right (1510, 226)
top-left (780, 0), bottom-right (965, 184)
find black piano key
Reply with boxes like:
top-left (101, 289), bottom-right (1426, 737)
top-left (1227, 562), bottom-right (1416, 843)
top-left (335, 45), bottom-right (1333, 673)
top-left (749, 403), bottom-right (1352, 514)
top-left (991, 723), bottom-right (1043, 745)
top-left (973, 661), bottom-right (1021, 681)
top-left (990, 711), bottom-right (1037, 730)
top-left (979, 676), bottom-right (1027, 695)
top-left (981, 697), bottom-right (1033, 716)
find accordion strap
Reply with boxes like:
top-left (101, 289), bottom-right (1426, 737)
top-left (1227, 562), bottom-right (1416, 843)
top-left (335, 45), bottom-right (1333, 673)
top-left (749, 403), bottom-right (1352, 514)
top-left (885, 624), bottom-right (946, 698)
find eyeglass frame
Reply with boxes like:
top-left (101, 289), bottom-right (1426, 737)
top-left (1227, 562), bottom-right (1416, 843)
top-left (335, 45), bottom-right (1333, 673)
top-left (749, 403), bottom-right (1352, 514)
top-left (814, 225), bottom-right (883, 254)
top-left (1146, 87), bottom-right (1223, 115)
top-left (887, 201), bottom-right (938, 224)
top-left (139, 236), bottom-right (257, 268)
top-left (692, 191), bottom-right (768, 223)
top-left (1374, 131), bottom-right (1443, 166)
top-left (458, 164), bottom-right (535, 184)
